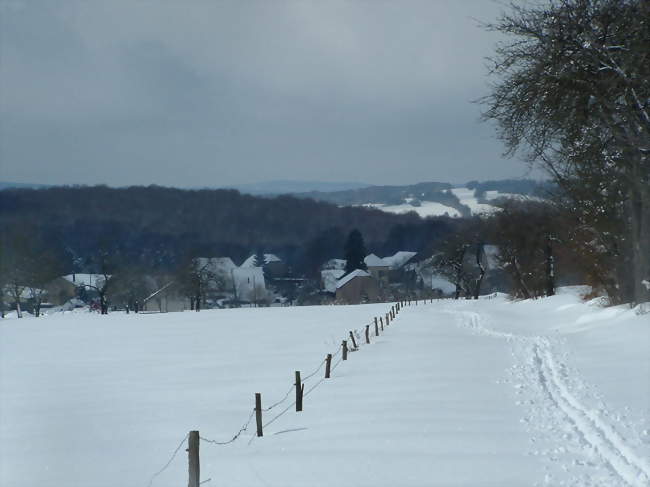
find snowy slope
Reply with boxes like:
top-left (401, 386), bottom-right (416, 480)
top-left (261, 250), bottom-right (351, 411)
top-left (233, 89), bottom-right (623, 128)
top-left (1, 293), bottom-right (648, 487)
top-left (361, 187), bottom-right (502, 218)
top-left (363, 201), bottom-right (462, 218)
top-left (450, 187), bottom-right (498, 215)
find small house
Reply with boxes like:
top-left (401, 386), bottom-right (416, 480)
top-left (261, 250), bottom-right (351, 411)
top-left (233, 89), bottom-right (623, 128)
top-left (335, 269), bottom-right (380, 304)
top-left (321, 269), bottom-right (345, 293)
top-left (364, 254), bottom-right (390, 286)
top-left (240, 253), bottom-right (287, 278)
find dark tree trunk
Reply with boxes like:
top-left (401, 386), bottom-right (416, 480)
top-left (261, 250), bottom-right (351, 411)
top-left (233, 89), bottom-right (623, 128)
top-left (545, 236), bottom-right (555, 297)
top-left (474, 242), bottom-right (486, 300)
top-left (100, 295), bottom-right (108, 314)
top-left (511, 257), bottom-right (531, 300)
top-left (454, 245), bottom-right (468, 300)
top-left (628, 182), bottom-right (650, 304)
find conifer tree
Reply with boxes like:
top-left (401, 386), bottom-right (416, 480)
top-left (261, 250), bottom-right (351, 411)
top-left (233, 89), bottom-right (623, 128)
top-left (344, 229), bottom-right (367, 274)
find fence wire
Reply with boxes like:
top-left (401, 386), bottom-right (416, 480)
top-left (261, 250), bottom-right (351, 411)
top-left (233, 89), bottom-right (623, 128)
top-left (301, 358), bottom-right (326, 382)
top-left (146, 433), bottom-right (188, 487)
top-left (262, 384), bottom-right (294, 412)
top-left (149, 304), bottom-right (400, 482)
top-left (200, 409), bottom-right (256, 446)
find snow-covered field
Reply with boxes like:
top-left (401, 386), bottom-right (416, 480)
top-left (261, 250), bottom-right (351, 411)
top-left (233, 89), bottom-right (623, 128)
top-left (450, 187), bottom-right (498, 215)
top-left (360, 187), bottom-right (505, 218)
top-left (363, 201), bottom-right (462, 218)
top-left (1, 291), bottom-right (649, 487)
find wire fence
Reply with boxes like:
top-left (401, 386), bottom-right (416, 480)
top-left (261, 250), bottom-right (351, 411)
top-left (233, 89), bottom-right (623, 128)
top-left (200, 409), bottom-right (256, 445)
top-left (146, 299), bottom-right (418, 486)
top-left (146, 433), bottom-right (189, 487)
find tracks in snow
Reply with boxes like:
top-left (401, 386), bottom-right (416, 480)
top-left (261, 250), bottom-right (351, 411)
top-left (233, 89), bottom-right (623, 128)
top-left (452, 310), bottom-right (650, 487)
top-left (533, 341), bottom-right (650, 486)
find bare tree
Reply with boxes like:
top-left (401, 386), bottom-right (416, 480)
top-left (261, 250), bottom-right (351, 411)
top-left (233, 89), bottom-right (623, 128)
top-left (0, 229), bottom-right (64, 317)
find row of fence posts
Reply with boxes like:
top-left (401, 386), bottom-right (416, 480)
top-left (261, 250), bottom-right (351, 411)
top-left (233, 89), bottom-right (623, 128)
top-left (183, 299), bottom-right (428, 487)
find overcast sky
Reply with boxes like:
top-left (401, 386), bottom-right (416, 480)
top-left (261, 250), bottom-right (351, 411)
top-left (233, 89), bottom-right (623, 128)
top-left (0, 0), bottom-right (536, 188)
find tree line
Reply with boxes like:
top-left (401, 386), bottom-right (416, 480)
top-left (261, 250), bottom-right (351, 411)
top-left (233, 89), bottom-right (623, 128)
top-left (479, 0), bottom-right (649, 305)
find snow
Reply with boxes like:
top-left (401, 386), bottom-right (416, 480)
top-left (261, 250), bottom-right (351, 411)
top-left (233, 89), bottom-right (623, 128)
top-left (364, 201), bottom-right (462, 218)
top-left (240, 254), bottom-right (281, 268)
top-left (382, 250), bottom-right (417, 269)
top-left (195, 257), bottom-right (237, 275)
top-left (1, 290), bottom-right (648, 487)
top-left (62, 273), bottom-right (109, 288)
top-left (450, 187), bottom-right (498, 215)
top-left (335, 269), bottom-right (370, 289)
top-left (484, 190), bottom-right (544, 203)
top-left (364, 254), bottom-right (387, 267)
top-left (321, 269), bottom-right (345, 293)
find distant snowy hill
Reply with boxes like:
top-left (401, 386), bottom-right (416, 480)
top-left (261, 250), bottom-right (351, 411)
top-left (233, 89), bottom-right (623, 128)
top-left (292, 179), bottom-right (551, 218)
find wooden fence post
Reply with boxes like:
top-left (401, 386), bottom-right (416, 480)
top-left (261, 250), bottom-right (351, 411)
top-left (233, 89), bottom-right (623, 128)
top-left (349, 331), bottom-right (357, 349)
top-left (325, 353), bottom-right (332, 378)
top-left (374, 317), bottom-right (379, 336)
top-left (255, 393), bottom-right (263, 437)
top-left (295, 371), bottom-right (303, 412)
top-left (380, 316), bottom-right (384, 331)
top-left (365, 325), bottom-right (370, 344)
top-left (386, 313), bottom-right (390, 326)
top-left (342, 340), bottom-right (348, 360)
top-left (188, 430), bottom-right (200, 487)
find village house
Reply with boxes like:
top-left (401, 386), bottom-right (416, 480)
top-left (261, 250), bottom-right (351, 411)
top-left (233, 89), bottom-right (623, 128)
top-left (240, 253), bottom-right (287, 279)
top-left (232, 266), bottom-right (267, 305)
top-left (321, 268), bottom-right (345, 293)
top-left (335, 269), bottom-right (380, 304)
top-left (363, 254), bottom-right (391, 287)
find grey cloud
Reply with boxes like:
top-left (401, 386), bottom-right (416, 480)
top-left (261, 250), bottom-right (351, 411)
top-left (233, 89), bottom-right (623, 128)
top-left (0, 0), bottom-right (533, 187)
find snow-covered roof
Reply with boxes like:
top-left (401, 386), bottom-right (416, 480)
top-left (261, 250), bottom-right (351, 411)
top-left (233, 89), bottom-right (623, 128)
top-left (321, 269), bottom-right (345, 293)
top-left (195, 257), bottom-right (237, 275)
top-left (336, 269), bottom-right (371, 289)
top-left (322, 258), bottom-right (346, 271)
top-left (240, 253), bottom-right (281, 268)
top-left (382, 251), bottom-right (417, 269)
top-left (364, 254), bottom-right (388, 267)
top-left (62, 274), bottom-right (109, 288)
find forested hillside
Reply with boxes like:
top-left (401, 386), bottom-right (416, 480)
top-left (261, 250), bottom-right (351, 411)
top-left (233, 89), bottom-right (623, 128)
top-left (0, 185), bottom-right (454, 274)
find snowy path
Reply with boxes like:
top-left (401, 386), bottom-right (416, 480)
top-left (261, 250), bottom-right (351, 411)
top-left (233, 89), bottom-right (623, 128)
top-left (1, 294), bottom-right (648, 487)
top-left (447, 300), bottom-right (650, 487)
